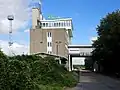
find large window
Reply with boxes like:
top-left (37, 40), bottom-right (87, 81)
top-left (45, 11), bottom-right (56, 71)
top-left (59, 23), bottom-right (60, 27)
top-left (43, 23), bottom-right (45, 27)
top-left (49, 23), bottom-right (51, 27)
top-left (50, 32), bottom-right (51, 37)
top-left (48, 42), bottom-right (50, 47)
top-left (50, 42), bottom-right (52, 47)
top-left (56, 23), bottom-right (58, 27)
top-left (48, 51), bottom-right (52, 54)
top-left (64, 22), bottom-right (66, 26)
top-left (47, 32), bottom-right (52, 37)
top-left (47, 42), bottom-right (52, 47)
top-left (46, 23), bottom-right (48, 27)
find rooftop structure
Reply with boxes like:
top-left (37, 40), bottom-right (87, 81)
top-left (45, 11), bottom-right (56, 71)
top-left (30, 2), bottom-right (73, 58)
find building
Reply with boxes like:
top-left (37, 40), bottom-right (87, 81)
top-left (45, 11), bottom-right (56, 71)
top-left (68, 45), bottom-right (93, 71)
top-left (30, 7), bottom-right (73, 58)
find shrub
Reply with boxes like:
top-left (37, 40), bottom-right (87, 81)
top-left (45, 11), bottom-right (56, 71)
top-left (0, 53), bottom-right (77, 90)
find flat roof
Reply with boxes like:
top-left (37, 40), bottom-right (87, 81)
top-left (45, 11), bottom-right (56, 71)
top-left (68, 45), bottom-right (92, 48)
top-left (40, 18), bottom-right (72, 22)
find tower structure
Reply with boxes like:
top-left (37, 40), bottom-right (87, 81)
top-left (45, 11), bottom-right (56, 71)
top-left (30, 0), bottom-right (73, 58)
top-left (7, 15), bottom-right (14, 56)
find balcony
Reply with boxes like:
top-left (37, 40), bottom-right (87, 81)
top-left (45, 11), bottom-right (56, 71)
top-left (39, 18), bottom-right (73, 30)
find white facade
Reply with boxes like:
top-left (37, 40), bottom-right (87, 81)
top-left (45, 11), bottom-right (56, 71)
top-left (40, 18), bottom-right (72, 30)
top-left (47, 32), bottom-right (52, 54)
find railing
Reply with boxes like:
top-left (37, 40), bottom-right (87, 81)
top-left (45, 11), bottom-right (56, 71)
top-left (39, 19), bottom-right (72, 29)
top-left (69, 50), bottom-right (92, 56)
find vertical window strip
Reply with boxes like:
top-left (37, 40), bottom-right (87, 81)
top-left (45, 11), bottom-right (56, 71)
top-left (50, 32), bottom-right (51, 37)
top-left (48, 42), bottom-right (49, 47)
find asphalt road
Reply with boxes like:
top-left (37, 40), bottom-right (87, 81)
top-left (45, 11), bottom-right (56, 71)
top-left (72, 70), bottom-right (120, 90)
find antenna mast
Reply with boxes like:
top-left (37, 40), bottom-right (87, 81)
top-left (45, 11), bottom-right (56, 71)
top-left (7, 15), bottom-right (14, 56)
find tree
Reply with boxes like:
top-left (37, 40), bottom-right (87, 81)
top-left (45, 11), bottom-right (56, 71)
top-left (0, 50), bottom-right (7, 59)
top-left (92, 10), bottom-right (120, 75)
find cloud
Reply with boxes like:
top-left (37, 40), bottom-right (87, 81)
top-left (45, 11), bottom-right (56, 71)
top-left (90, 37), bottom-right (97, 43)
top-left (0, 40), bottom-right (29, 55)
top-left (24, 29), bottom-right (30, 33)
top-left (0, 0), bottom-right (30, 33)
top-left (91, 37), bottom-right (97, 41)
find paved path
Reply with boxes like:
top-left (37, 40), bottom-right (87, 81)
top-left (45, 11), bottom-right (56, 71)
top-left (72, 70), bottom-right (120, 90)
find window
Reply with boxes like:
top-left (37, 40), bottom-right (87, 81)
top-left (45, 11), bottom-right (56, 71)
top-left (50, 42), bottom-right (52, 47)
top-left (40, 22), bottom-right (42, 28)
top-left (49, 32), bottom-right (51, 37)
top-left (47, 32), bottom-right (52, 37)
top-left (43, 23), bottom-right (45, 27)
top-left (59, 23), bottom-right (60, 27)
top-left (48, 51), bottom-right (52, 54)
top-left (46, 23), bottom-right (48, 27)
top-left (48, 42), bottom-right (49, 47)
top-left (61, 23), bottom-right (63, 27)
top-left (48, 51), bottom-right (50, 54)
top-left (67, 21), bottom-right (70, 26)
top-left (47, 42), bottom-right (52, 47)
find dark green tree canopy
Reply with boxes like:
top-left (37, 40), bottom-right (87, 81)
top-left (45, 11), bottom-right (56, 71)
top-left (92, 10), bottom-right (120, 74)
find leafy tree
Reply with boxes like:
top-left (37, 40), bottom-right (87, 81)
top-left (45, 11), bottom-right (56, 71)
top-left (92, 10), bottom-right (120, 75)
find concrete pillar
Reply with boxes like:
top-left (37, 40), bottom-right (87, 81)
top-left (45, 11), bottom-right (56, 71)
top-left (70, 56), bottom-right (72, 71)
top-left (68, 55), bottom-right (71, 71)
top-left (72, 64), bottom-right (74, 71)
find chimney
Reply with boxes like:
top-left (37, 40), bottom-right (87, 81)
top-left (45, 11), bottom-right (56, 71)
top-left (32, 8), bottom-right (40, 29)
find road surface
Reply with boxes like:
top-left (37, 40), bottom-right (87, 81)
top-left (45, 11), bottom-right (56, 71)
top-left (70, 70), bottom-right (120, 90)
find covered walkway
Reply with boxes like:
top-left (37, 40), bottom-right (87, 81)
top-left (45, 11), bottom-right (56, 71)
top-left (68, 45), bottom-right (93, 71)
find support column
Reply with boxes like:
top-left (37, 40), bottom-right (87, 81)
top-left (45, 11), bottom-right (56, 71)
top-left (68, 55), bottom-right (71, 71)
top-left (72, 63), bottom-right (74, 71)
top-left (70, 56), bottom-right (72, 71)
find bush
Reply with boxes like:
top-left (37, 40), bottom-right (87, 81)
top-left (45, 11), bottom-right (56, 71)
top-left (0, 52), bottom-right (77, 90)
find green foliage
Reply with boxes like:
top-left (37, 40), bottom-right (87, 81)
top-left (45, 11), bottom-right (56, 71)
top-left (85, 58), bottom-right (93, 70)
top-left (0, 52), bottom-right (77, 90)
top-left (92, 10), bottom-right (120, 75)
top-left (0, 50), bottom-right (7, 59)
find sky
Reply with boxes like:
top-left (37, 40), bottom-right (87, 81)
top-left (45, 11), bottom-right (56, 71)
top-left (0, 0), bottom-right (120, 55)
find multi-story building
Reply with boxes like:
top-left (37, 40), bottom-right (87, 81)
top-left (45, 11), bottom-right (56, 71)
top-left (30, 7), bottom-right (73, 58)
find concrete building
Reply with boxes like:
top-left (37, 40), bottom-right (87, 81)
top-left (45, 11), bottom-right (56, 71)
top-left (30, 8), bottom-right (73, 58)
